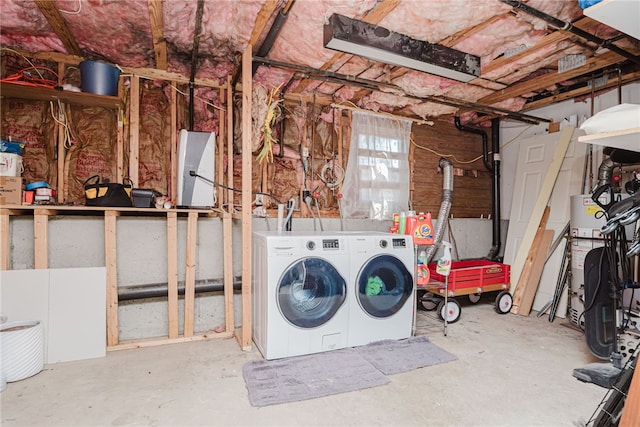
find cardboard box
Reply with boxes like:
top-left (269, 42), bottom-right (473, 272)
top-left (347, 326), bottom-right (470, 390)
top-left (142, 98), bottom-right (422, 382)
top-left (0, 176), bottom-right (23, 205)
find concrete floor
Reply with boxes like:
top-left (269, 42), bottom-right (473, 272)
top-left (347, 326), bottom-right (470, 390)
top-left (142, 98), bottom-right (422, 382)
top-left (2, 300), bottom-right (608, 427)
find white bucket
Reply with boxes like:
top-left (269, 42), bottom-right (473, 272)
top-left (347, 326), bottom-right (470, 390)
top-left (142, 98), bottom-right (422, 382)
top-left (0, 153), bottom-right (23, 177)
top-left (0, 320), bottom-right (44, 382)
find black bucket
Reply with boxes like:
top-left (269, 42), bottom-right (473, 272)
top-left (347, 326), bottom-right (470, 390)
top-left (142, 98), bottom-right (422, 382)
top-left (80, 61), bottom-right (120, 96)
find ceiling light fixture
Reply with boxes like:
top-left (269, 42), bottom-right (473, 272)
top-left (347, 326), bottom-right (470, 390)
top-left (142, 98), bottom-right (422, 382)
top-left (323, 14), bottom-right (481, 83)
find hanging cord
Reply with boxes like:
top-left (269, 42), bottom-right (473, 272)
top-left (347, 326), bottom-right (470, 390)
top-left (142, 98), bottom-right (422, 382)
top-left (314, 197), bottom-right (324, 231)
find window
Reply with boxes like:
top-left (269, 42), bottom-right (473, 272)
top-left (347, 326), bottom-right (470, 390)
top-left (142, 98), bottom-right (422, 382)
top-left (340, 111), bottom-right (411, 220)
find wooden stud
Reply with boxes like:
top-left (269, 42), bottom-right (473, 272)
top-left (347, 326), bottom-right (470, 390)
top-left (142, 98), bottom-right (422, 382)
top-left (117, 76), bottom-right (125, 182)
top-left (226, 76), bottom-right (234, 211)
top-left (34, 0), bottom-right (82, 56)
top-left (147, 0), bottom-right (168, 70)
top-left (170, 83), bottom-right (177, 201)
top-left (183, 211), bottom-right (197, 337)
top-left (129, 75), bottom-right (140, 187)
top-left (108, 330), bottom-right (234, 352)
top-left (240, 44), bottom-right (253, 350)
top-left (33, 210), bottom-right (49, 269)
top-left (223, 212), bottom-right (234, 334)
top-left (56, 63), bottom-right (65, 203)
top-left (217, 86), bottom-right (225, 209)
top-left (0, 212), bottom-right (10, 270)
top-left (105, 210), bottom-right (119, 346)
top-left (167, 211), bottom-right (179, 338)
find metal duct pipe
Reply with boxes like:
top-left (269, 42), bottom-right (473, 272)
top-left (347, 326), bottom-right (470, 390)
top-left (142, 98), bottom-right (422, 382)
top-left (500, 0), bottom-right (640, 66)
top-left (487, 118), bottom-right (502, 261)
top-left (454, 117), bottom-right (492, 171)
top-left (118, 277), bottom-right (242, 302)
top-left (454, 116), bottom-right (502, 260)
top-left (597, 157), bottom-right (621, 188)
top-left (425, 158), bottom-right (454, 263)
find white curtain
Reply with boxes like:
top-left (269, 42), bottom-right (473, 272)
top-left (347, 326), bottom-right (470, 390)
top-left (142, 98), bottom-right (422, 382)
top-left (340, 111), bottom-right (412, 220)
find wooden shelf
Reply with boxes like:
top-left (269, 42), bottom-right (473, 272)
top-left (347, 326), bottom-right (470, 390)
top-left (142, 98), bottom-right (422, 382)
top-left (0, 204), bottom-right (220, 217)
top-left (1, 82), bottom-right (122, 109)
top-left (578, 127), bottom-right (640, 153)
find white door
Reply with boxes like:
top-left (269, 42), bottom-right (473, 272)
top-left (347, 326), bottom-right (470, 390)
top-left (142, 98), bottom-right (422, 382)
top-left (503, 130), bottom-right (585, 316)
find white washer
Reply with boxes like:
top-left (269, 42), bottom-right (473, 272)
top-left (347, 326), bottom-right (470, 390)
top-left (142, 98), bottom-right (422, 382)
top-left (346, 232), bottom-right (415, 347)
top-left (252, 231), bottom-right (350, 360)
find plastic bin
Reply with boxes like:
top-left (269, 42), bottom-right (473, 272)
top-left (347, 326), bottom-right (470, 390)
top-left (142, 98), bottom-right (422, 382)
top-left (80, 61), bottom-right (120, 96)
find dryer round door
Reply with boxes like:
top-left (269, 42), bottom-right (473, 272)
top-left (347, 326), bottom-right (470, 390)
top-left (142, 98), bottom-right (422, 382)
top-left (277, 257), bottom-right (347, 328)
top-left (357, 254), bottom-right (413, 318)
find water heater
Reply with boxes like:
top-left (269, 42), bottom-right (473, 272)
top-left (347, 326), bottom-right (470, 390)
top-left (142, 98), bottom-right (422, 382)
top-left (177, 130), bottom-right (215, 208)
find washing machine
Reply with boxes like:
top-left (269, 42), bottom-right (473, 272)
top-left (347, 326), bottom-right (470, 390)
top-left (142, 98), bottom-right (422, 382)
top-left (252, 231), bottom-right (350, 360)
top-left (346, 232), bottom-right (415, 347)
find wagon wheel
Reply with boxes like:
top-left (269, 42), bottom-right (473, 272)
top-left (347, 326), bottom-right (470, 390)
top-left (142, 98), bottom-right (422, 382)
top-left (494, 291), bottom-right (513, 314)
top-left (468, 293), bottom-right (481, 304)
top-left (421, 297), bottom-right (438, 311)
top-left (417, 290), bottom-right (438, 311)
top-left (437, 299), bottom-right (461, 323)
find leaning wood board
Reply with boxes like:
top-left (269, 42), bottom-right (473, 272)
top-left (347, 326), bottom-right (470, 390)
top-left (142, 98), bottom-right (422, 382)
top-left (509, 127), bottom-right (574, 293)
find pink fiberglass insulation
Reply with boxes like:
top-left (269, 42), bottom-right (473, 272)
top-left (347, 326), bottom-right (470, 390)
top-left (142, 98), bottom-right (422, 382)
top-left (253, 67), bottom-right (297, 92)
top-left (358, 91), bottom-right (420, 113)
top-left (163, 0), bottom-right (263, 80)
top-left (267, 0), bottom-right (378, 69)
top-left (408, 102), bottom-right (458, 119)
top-left (394, 71), bottom-right (459, 98)
top-left (0, 0), bottom-right (66, 53)
top-left (54, 0), bottom-right (153, 67)
top-left (452, 15), bottom-right (546, 65)
top-left (378, 0), bottom-right (511, 44)
top-left (443, 84), bottom-right (493, 103)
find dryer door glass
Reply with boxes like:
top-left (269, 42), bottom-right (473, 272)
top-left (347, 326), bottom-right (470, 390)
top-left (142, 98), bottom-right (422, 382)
top-left (278, 257), bottom-right (347, 328)
top-left (357, 254), bottom-right (413, 318)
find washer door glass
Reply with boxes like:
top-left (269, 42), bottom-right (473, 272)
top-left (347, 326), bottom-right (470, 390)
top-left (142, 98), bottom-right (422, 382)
top-left (278, 257), bottom-right (347, 328)
top-left (357, 254), bottom-right (413, 318)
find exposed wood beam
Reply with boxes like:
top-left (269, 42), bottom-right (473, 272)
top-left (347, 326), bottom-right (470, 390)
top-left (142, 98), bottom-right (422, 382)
top-left (440, 13), bottom-right (508, 48)
top-left (147, 0), bottom-right (168, 70)
top-left (291, 0), bottom-right (401, 94)
top-left (35, 0), bottom-right (82, 57)
top-left (190, 0), bottom-right (205, 82)
top-left (477, 50), bottom-right (626, 106)
top-left (248, 0), bottom-right (280, 49)
top-left (480, 17), bottom-right (600, 76)
top-left (469, 70), bottom-right (640, 125)
top-left (523, 71), bottom-right (640, 111)
top-left (5, 48), bottom-right (222, 88)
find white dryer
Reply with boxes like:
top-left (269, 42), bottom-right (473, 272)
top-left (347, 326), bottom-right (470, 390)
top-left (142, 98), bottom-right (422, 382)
top-left (346, 232), bottom-right (415, 347)
top-left (252, 231), bottom-right (350, 360)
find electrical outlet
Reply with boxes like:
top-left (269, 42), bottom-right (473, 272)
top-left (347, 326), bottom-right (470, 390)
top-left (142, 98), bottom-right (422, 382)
top-left (254, 194), bottom-right (264, 205)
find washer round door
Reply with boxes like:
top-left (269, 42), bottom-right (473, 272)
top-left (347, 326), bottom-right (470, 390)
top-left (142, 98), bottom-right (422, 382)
top-left (357, 254), bottom-right (413, 318)
top-left (277, 257), bottom-right (347, 328)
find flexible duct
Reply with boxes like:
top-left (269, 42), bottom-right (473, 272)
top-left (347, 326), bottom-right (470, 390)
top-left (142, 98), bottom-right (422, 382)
top-left (425, 158), bottom-right (453, 263)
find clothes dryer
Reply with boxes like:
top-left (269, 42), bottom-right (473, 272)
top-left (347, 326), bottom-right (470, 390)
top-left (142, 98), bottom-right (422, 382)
top-left (346, 232), bottom-right (414, 347)
top-left (252, 231), bottom-right (350, 360)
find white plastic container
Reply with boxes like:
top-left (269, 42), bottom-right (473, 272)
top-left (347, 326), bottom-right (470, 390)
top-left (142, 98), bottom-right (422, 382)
top-left (0, 153), bottom-right (23, 177)
top-left (0, 320), bottom-right (44, 382)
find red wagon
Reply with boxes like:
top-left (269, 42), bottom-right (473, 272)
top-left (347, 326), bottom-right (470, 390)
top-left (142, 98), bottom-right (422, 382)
top-left (417, 259), bottom-right (512, 323)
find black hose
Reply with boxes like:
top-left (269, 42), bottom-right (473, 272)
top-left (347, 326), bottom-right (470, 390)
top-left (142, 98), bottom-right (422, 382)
top-left (118, 277), bottom-right (242, 301)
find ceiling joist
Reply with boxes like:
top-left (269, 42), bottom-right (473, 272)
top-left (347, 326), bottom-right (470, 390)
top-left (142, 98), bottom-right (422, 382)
top-left (35, 0), bottom-right (82, 57)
